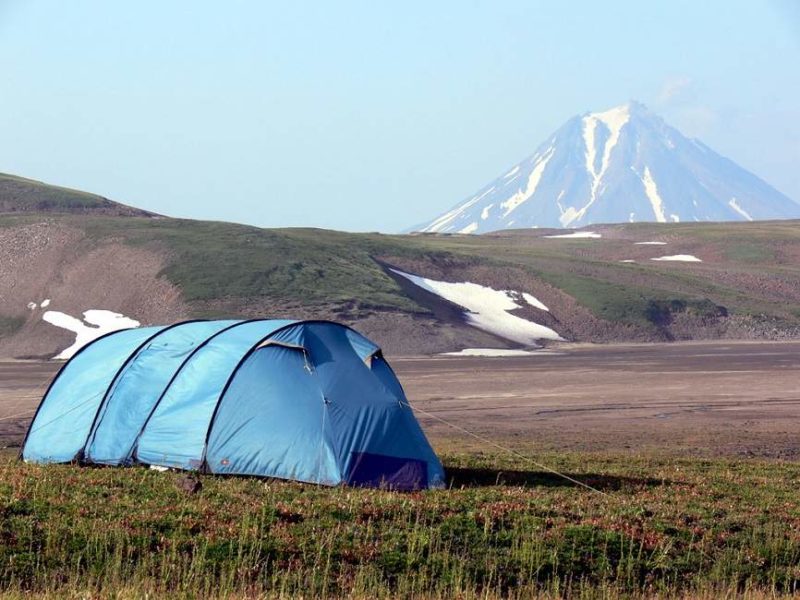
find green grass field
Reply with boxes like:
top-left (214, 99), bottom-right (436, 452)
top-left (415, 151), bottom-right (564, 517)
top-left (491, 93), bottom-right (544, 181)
top-left (2, 450), bottom-right (799, 599)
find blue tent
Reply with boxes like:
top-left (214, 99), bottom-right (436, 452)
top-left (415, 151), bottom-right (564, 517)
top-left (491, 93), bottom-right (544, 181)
top-left (22, 319), bottom-right (445, 490)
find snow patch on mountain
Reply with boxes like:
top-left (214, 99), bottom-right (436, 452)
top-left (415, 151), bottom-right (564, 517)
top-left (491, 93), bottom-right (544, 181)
top-left (422, 186), bottom-right (495, 233)
top-left (651, 255), bottom-right (702, 263)
top-left (571, 104), bottom-right (631, 226)
top-left (389, 268), bottom-right (563, 345)
top-left (522, 293), bottom-right (549, 312)
top-left (641, 167), bottom-right (666, 222)
top-left (500, 148), bottom-right (554, 217)
top-left (729, 197), bottom-right (753, 221)
top-left (544, 231), bottom-right (601, 239)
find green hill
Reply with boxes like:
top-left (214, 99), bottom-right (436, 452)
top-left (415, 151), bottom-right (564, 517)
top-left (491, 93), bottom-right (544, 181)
top-left (1, 171), bottom-right (800, 357)
top-left (0, 172), bottom-right (154, 217)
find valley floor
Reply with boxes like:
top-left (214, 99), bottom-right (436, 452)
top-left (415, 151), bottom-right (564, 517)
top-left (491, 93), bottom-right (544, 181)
top-left (393, 340), bottom-right (800, 460)
top-left (2, 341), bottom-right (800, 598)
top-left (3, 340), bottom-right (800, 458)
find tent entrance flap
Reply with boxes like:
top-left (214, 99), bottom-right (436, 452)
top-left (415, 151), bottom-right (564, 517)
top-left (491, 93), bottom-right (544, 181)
top-left (347, 452), bottom-right (428, 490)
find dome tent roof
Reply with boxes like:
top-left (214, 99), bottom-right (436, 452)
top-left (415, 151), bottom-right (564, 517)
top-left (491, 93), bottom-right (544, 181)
top-left (22, 319), bottom-right (444, 491)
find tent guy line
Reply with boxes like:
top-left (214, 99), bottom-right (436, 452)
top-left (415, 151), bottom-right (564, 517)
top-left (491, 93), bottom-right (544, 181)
top-left (401, 400), bottom-right (610, 497)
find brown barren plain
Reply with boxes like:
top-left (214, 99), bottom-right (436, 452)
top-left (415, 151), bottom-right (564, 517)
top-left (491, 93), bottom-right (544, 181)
top-left (3, 340), bottom-right (799, 459)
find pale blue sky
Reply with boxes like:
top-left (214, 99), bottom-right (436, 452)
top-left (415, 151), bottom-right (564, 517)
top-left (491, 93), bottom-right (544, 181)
top-left (1, 1), bottom-right (798, 231)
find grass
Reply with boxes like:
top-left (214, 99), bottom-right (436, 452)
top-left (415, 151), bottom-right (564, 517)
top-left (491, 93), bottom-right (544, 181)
top-left (1, 450), bottom-right (799, 598)
top-left (66, 217), bottom-right (800, 321)
top-left (81, 218), bottom-right (426, 312)
top-left (0, 173), bottom-right (141, 215)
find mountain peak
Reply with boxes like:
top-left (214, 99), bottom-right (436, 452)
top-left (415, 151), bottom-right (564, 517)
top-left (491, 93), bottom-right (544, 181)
top-left (411, 103), bottom-right (799, 233)
top-left (583, 101), bottom-right (651, 123)
top-left (624, 99), bottom-right (649, 112)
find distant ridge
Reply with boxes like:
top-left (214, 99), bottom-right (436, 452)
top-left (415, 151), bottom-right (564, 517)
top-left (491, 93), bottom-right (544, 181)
top-left (0, 172), bottom-right (156, 217)
top-left (2, 166), bottom-right (800, 359)
top-left (413, 101), bottom-right (800, 233)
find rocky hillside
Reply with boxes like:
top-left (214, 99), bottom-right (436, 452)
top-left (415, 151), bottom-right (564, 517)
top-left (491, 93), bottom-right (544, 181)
top-left (2, 173), bottom-right (800, 358)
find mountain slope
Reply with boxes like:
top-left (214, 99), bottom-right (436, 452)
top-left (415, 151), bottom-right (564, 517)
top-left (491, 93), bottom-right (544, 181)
top-left (0, 172), bottom-right (155, 217)
top-left (415, 102), bottom-right (800, 233)
top-left (2, 172), bottom-right (800, 358)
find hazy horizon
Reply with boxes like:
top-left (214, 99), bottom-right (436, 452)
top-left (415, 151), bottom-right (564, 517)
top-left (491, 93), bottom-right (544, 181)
top-left (1, 1), bottom-right (798, 232)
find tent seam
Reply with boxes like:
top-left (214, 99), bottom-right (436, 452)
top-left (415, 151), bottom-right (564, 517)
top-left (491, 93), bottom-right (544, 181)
top-left (81, 319), bottom-right (207, 463)
top-left (129, 319), bottom-right (264, 465)
top-left (19, 327), bottom-right (141, 461)
top-left (199, 319), bottom-right (357, 477)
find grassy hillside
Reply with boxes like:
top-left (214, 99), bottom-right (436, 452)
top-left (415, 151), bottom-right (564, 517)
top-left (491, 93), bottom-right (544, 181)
top-left (0, 173), bottom-right (152, 216)
top-left (67, 215), bottom-right (800, 331)
top-left (2, 450), bottom-right (799, 598)
top-left (2, 173), bottom-right (800, 351)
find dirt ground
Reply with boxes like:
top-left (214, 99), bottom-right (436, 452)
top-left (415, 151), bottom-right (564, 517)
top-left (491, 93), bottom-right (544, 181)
top-left (2, 340), bottom-right (799, 458)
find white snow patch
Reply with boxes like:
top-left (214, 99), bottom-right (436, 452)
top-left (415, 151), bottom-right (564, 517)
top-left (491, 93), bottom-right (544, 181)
top-left (27, 302), bottom-right (37, 310)
top-left (422, 186), bottom-right (495, 233)
top-left (500, 148), bottom-right (554, 217)
top-left (620, 259), bottom-right (636, 263)
top-left (629, 212), bottom-right (635, 223)
top-left (389, 269), bottom-right (564, 345)
top-left (43, 309), bottom-right (141, 359)
top-left (503, 165), bottom-right (520, 179)
top-left (521, 293), bottom-right (549, 312)
top-left (544, 231), bottom-right (601, 239)
top-left (641, 166), bottom-right (666, 223)
top-left (481, 204), bottom-right (493, 220)
top-left (670, 214), bottom-right (680, 223)
top-left (634, 241), bottom-right (667, 245)
top-left (583, 117), bottom-right (598, 184)
top-left (651, 255), bottom-right (702, 263)
top-left (441, 348), bottom-right (554, 357)
top-left (729, 197), bottom-right (753, 221)
top-left (568, 104), bottom-right (631, 226)
top-left (40, 299), bottom-right (51, 308)
top-left (554, 189), bottom-right (566, 214)
top-left (558, 206), bottom-right (580, 228)
top-left (458, 222), bottom-right (478, 234)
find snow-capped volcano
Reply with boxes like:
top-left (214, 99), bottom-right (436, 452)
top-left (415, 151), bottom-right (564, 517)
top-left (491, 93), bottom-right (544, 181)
top-left (413, 101), bottom-right (800, 233)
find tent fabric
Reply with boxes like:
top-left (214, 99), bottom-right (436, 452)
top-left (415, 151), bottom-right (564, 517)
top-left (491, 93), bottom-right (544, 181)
top-left (134, 319), bottom-right (296, 470)
top-left (84, 320), bottom-right (241, 465)
top-left (22, 325), bottom-right (167, 463)
top-left (22, 319), bottom-right (445, 490)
